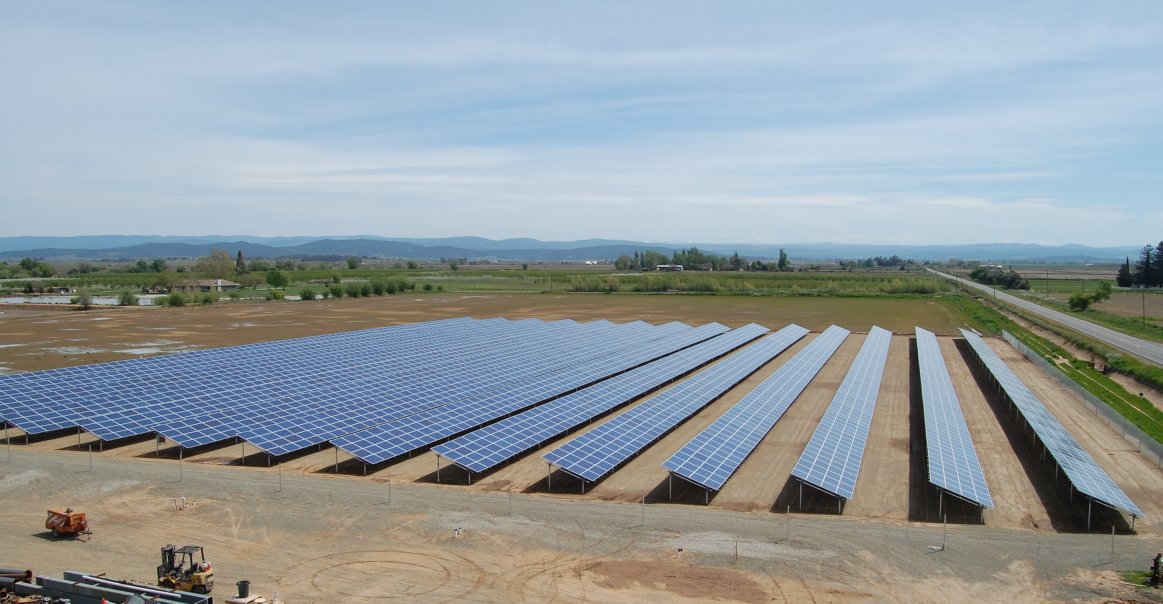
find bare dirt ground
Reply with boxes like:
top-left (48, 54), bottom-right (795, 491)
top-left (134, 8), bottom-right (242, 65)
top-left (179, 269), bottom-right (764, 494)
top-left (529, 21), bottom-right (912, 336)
top-left (4, 294), bottom-right (1163, 602)
top-left (0, 294), bottom-right (963, 373)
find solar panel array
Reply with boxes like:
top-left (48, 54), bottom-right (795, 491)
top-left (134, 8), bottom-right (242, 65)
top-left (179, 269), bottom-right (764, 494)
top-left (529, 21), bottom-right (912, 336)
top-left (154, 317), bottom-right (638, 450)
top-left (432, 323), bottom-right (771, 474)
top-left (914, 326), bottom-right (993, 509)
top-left (173, 319), bottom-right (683, 455)
top-left (959, 329), bottom-right (1143, 517)
top-left (0, 318), bottom-right (696, 460)
top-left (790, 326), bottom-right (892, 501)
top-left (544, 324), bottom-right (810, 482)
top-left (332, 321), bottom-right (731, 464)
top-left (663, 325), bottom-right (850, 491)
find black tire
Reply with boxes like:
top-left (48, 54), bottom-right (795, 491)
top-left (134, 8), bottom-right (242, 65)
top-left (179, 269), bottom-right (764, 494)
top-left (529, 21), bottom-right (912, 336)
top-left (51, 529), bottom-right (60, 538)
top-left (192, 585), bottom-right (206, 594)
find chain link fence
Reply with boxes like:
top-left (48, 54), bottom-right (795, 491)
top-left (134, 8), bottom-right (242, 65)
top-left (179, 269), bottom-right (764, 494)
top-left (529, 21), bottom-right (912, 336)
top-left (1002, 330), bottom-right (1163, 469)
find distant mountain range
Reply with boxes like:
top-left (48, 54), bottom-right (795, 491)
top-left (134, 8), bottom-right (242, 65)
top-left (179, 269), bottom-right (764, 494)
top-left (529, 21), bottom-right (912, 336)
top-left (0, 235), bottom-right (1143, 263)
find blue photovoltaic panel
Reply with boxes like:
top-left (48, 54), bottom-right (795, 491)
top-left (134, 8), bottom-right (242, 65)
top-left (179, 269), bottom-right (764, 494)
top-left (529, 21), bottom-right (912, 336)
top-left (226, 318), bottom-right (669, 455)
top-left (334, 322), bottom-right (732, 464)
top-left (0, 318), bottom-right (695, 461)
top-left (545, 324), bottom-right (809, 482)
top-left (790, 326), bottom-right (892, 501)
top-left (662, 325), bottom-right (850, 492)
top-left (915, 326), bottom-right (993, 509)
top-left (960, 329), bottom-right (1142, 517)
top-left (433, 323), bottom-right (771, 474)
top-left (138, 317), bottom-right (586, 448)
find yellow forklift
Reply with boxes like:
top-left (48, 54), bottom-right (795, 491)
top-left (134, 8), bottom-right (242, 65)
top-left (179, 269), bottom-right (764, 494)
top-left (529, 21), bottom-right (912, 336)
top-left (157, 544), bottom-right (214, 594)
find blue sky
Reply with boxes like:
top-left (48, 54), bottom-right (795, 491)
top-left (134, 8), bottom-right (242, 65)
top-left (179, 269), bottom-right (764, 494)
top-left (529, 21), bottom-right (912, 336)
top-left (2, 1), bottom-right (1160, 245)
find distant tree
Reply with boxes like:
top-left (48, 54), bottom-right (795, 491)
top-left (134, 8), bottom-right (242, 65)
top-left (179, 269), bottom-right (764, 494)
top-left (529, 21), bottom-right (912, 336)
top-left (407, 261), bottom-right (419, 270)
top-left (522, 263), bottom-right (529, 271)
top-left (153, 271), bottom-right (179, 290)
top-left (320, 288), bottom-right (330, 299)
top-left (346, 257), bottom-right (359, 270)
top-left (236, 272), bottom-right (264, 289)
top-left (449, 262), bottom-right (459, 271)
top-left (614, 255), bottom-right (634, 271)
top-left (1134, 245), bottom-right (1153, 287)
top-left (329, 285), bottom-right (343, 298)
top-left (730, 252), bottom-right (743, 271)
top-left (21, 258), bottom-right (56, 278)
top-left (1116, 257), bottom-right (1134, 287)
top-left (1155, 242), bottom-right (1163, 287)
top-left (1068, 280), bottom-right (1112, 311)
top-left (194, 248), bottom-right (234, 278)
top-left (276, 259), bottom-right (296, 271)
top-left (117, 290), bottom-right (139, 306)
top-left (265, 269), bottom-right (288, 289)
top-left (299, 288), bottom-right (315, 301)
top-left (235, 250), bottom-right (247, 275)
top-left (777, 249), bottom-right (790, 271)
top-left (71, 288), bottom-right (94, 310)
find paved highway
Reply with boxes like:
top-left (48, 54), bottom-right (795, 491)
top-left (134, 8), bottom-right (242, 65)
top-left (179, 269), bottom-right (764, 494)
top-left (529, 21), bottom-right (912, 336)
top-left (929, 268), bottom-right (1163, 367)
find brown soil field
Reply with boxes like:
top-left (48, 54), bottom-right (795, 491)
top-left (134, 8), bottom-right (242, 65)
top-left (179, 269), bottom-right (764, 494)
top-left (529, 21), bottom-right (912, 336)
top-left (0, 294), bottom-right (963, 373)
top-left (3, 294), bottom-right (1163, 603)
top-left (1030, 290), bottom-right (1163, 323)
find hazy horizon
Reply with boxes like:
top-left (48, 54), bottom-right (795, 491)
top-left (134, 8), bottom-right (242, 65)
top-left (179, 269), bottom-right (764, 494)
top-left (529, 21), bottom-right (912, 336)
top-left (3, 2), bottom-right (1160, 245)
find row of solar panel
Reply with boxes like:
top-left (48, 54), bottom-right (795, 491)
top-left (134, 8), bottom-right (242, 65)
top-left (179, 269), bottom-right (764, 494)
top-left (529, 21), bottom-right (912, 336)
top-left (960, 329), bottom-right (1142, 517)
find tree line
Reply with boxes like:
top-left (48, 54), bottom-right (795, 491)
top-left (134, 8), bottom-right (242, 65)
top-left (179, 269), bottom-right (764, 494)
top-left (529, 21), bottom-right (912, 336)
top-left (969, 266), bottom-right (1030, 290)
top-left (1116, 242), bottom-right (1163, 287)
top-left (613, 248), bottom-right (792, 272)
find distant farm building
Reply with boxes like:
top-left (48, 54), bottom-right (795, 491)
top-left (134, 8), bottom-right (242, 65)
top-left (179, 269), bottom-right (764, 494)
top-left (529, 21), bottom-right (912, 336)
top-left (177, 279), bottom-right (240, 293)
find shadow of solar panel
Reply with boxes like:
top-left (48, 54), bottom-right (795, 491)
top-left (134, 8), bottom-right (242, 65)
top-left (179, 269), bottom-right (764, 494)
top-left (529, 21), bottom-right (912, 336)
top-left (663, 324), bottom-right (850, 492)
top-left (959, 329), bottom-right (1141, 517)
top-left (791, 326), bottom-right (892, 501)
top-left (915, 326), bottom-right (993, 509)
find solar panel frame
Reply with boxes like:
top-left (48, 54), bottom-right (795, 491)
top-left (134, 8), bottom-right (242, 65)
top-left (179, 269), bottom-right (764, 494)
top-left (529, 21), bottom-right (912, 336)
top-left (959, 329), bottom-right (1142, 517)
top-left (544, 324), bottom-right (810, 483)
top-left (662, 325), bottom-right (850, 492)
top-left (914, 326), bottom-right (993, 509)
top-left (790, 326), bottom-right (892, 501)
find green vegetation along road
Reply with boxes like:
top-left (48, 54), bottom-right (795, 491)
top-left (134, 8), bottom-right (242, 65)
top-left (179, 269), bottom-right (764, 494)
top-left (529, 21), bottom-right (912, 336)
top-left (929, 268), bottom-right (1163, 368)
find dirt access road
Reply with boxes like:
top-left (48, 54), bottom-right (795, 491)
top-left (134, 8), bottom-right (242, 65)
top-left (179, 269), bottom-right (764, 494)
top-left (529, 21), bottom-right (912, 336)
top-left (2, 448), bottom-right (1160, 603)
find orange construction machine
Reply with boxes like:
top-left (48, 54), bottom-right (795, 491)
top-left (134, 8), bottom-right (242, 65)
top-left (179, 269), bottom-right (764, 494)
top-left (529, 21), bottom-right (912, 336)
top-left (45, 508), bottom-right (90, 539)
